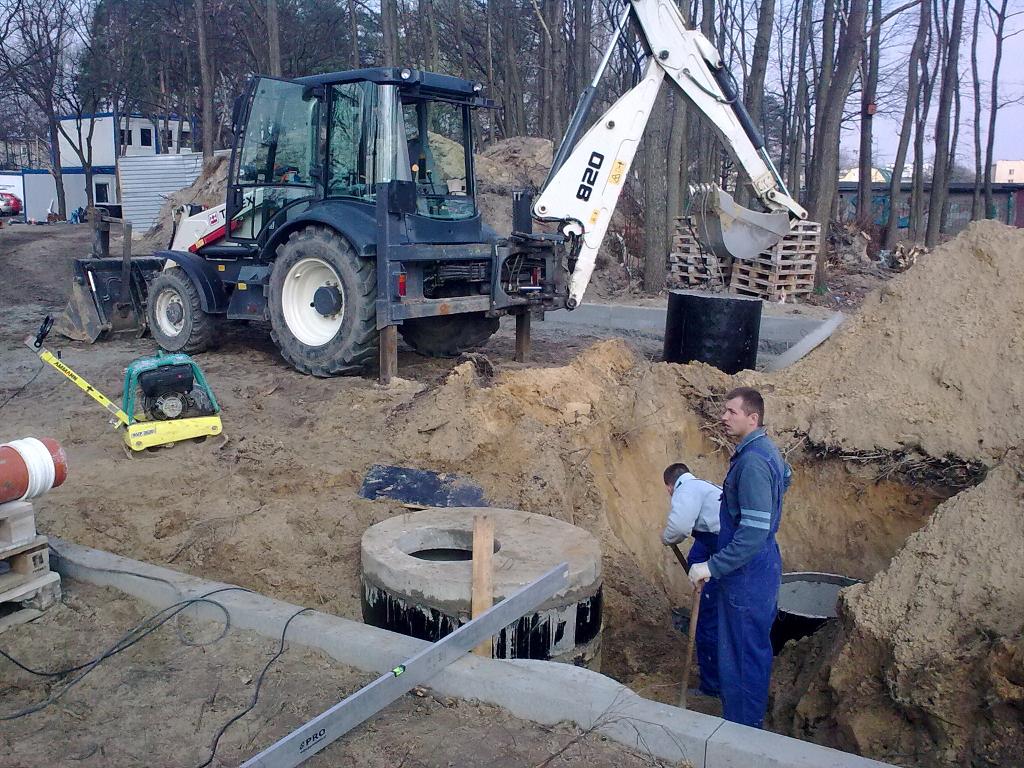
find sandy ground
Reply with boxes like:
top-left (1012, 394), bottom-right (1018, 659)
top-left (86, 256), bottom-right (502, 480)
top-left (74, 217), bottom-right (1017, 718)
top-left (0, 580), bottom-right (683, 767)
top-left (4, 221), bottom-right (1011, 768)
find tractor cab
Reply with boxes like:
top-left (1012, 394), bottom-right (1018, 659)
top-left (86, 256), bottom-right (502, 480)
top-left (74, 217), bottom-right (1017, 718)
top-left (226, 68), bottom-right (491, 245)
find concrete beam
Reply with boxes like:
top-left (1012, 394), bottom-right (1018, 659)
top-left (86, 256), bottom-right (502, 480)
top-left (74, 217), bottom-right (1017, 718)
top-left (49, 537), bottom-right (894, 768)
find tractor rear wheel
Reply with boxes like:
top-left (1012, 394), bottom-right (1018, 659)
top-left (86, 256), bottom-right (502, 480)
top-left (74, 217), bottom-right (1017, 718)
top-left (147, 267), bottom-right (217, 354)
top-left (268, 226), bottom-right (377, 376)
top-left (398, 313), bottom-right (500, 358)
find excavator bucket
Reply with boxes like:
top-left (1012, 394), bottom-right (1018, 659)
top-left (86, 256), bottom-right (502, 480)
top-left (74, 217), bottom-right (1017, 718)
top-left (690, 184), bottom-right (792, 262)
top-left (54, 257), bottom-right (165, 342)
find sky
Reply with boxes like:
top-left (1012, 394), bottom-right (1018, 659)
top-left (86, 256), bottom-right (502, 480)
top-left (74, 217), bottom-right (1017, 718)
top-left (840, 3), bottom-right (1024, 166)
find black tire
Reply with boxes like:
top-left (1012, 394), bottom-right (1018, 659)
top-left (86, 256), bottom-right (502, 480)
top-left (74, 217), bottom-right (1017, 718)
top-left (268, 226), bottom-right (377, 376)
top-left (147, 267), bottom-right (216, 354)
top-left (398, 313), bottom-right (500, 358)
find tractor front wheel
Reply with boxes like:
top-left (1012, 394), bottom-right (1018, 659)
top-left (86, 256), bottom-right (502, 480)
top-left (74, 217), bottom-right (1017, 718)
top-left (147, 267), bottom-right (217, 354)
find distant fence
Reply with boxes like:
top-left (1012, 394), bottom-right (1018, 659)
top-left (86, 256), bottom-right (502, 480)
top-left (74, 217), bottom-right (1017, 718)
top-left (836, 181), bottom-right (1024, 236)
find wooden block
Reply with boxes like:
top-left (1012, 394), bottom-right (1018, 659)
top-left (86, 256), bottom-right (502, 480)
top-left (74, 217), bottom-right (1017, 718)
top-left (471, 515), bottom-right (495, 657)
top-left (0, 501), bottom-right (36, 547)
top-left (0, 569), bottom-right (59, 609)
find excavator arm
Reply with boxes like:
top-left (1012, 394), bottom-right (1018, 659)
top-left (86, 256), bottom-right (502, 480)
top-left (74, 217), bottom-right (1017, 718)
top-left (533, 0), bottom-right (807, 308)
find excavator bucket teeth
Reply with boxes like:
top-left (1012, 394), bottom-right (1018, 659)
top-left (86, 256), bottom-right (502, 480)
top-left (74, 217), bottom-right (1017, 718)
top-left (691, 184), bottom-right (791, 262)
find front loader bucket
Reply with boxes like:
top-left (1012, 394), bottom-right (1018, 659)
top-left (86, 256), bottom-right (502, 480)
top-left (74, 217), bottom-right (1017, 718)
top-left (54, 257), bottom-right (165, 342)
top-left (691, 184), bottom-right (791, 262)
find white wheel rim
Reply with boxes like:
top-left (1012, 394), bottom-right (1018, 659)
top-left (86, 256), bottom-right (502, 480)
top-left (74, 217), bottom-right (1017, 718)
top-left (154, 288), bottom-right (185, 337)
top-left (281, 257), bottom-right (345, 347)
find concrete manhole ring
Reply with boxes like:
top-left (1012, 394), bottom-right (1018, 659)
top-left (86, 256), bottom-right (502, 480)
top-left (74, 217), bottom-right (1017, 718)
top-left (360, 507), bottom-right (603, 667)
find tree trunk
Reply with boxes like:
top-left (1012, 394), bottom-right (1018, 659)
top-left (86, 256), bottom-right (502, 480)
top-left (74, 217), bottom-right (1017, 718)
top-left (348, 0), bottom-right (360, 68)
top-left (643, 91), bottom-right (670, 293)
top-left (744, 0), bottom-right (775, 128)
top-left (984, 0), bottom-right (1010, 218)
top-left (381, 0), bottom-right (400, 65)
top-left (420, 0), bottom-right (439, 72)
top-left (195, 0), bottom-right (215, 162)
top-left (787, 0), bottom-right (811, 195)
top-left (970, 0), bottom-right (983, 220)
top-left (942, 73), bottom-right (961, 232)
top-left (883, 0), bottom-right (930, 248)
top-left (267, 0), bottom-right (282, 76)
top-left (856, 0), bottom-right (882, 229)
top-left (697, 0), bottom-right (716, 181)
top-left (807, 0), bottom-right (869, 287)
top-left (925, 0), bottom-right (966, 246)
top-left (47, 115), bottom-right (67, 218)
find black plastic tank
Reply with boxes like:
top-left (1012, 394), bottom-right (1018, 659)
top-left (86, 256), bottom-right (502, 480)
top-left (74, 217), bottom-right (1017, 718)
top-left (771, 571), bottom-right (861, 654)
top-left (663, 289), bottom-right (762, 374)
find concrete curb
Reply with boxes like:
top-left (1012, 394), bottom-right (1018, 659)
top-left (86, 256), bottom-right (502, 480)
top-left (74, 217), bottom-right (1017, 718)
top-left (49, 537), bottom-right (893, 768)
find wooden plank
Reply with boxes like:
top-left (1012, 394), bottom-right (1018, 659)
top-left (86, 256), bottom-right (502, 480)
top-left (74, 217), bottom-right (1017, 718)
top-left (378, 325), bottom-right (398, 386)
top-left (0, 534), bottom-right (46, 562)
top-left (471, 515), bottom-right (495, 657)
top-left (0, 570), bottom-right (59, 607)
top-left (514, 311), bottom-right (531, 363)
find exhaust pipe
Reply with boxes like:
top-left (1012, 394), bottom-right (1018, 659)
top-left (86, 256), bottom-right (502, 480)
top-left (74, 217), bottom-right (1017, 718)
top-left (690, 184), bottom-right (791, 262)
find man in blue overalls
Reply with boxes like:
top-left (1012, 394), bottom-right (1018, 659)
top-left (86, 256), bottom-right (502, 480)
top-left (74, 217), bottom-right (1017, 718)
top-left (688, 387), bottom-right (791, 728)
top-left (661, 462), bottom-right (721, 697)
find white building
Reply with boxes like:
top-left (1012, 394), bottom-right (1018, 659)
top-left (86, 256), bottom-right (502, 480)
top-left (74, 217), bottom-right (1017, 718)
top-left (991, 160), bottom-right (1024, 183)
top-left (21, 112), bottom-right (194, 221)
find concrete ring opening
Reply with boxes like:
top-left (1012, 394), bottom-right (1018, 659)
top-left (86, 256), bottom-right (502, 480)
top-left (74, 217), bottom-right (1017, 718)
top-left (395, 527), bottom-right (502, 562)
top-left (361, 507), bottom-right (603, 668)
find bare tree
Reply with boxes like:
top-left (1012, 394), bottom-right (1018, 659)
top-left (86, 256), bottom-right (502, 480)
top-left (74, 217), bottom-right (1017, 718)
top-left (856, 0), bottom-right (882, 229)
top-left (807, 0), bottom-right (869, 286)
top-left (883, 0), bottom-right (931, 248)
top-left (195, 0), bottom-right (215, 161)
top-left (267, 0), bottom-right (282, 76)
top-left (982, 0), bottom-right (1023, 216)
top-left (0, 0), bottom-right (78, 217)
top-left (925, 0), bottom-right (966, 246)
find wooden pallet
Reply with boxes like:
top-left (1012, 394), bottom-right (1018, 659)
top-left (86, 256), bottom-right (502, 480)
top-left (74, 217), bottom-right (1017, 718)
top-left (730, 262), bottom-right (814, 300)
top-left (0, 535), bottom-right (60, 610)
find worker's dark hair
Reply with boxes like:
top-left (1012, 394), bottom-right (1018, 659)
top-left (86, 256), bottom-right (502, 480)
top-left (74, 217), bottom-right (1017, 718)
top-left (725, 386), bottom-right (765, 426)
top-left (663, 463), bottom-right (690, 486)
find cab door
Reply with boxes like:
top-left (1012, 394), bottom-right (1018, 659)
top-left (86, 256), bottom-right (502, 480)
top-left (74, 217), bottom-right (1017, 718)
top-left (227, 76), bottom-right (321, 243)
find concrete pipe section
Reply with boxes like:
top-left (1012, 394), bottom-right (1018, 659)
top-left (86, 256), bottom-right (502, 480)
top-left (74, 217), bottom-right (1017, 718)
top-left (361, 507), bottom-right (603, 668)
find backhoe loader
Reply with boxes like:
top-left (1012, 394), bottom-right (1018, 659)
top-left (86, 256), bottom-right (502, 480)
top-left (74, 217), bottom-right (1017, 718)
top-left (59, 0), bottom-right (805, 378)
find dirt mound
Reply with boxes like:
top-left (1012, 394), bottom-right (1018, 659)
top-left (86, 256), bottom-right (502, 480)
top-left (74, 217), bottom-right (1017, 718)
top-left (761, 220), bottom-right (1024, 464)
top-left (771, 451), bottom-right (1024, 766)
top-left (137, 155), bottom-right (229, 253)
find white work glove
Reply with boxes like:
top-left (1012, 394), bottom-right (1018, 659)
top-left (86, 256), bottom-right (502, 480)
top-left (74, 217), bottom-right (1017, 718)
top-left (688, 561), bottom-right (711, 588)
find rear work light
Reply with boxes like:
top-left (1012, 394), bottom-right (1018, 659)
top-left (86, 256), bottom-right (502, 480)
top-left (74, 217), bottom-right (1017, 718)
top-left (397, 272), bottom-right (407, 298)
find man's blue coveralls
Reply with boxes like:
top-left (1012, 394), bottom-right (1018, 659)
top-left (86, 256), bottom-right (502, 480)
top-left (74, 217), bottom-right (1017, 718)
top-left (705, 427), bottom-right (791, 728)
top-left (662, 472), bottom-right (721, 696)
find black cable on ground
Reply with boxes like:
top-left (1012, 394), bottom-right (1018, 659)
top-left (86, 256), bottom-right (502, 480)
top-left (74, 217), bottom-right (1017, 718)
top-left (194, 607), bottom-right (311, 768)
top-left (0, 361), bottom-right (44, 413)
top-left (0, 586), bottom-right (248, 720)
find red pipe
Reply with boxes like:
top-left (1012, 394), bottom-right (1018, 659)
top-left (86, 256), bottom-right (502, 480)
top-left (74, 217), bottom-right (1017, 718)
top-left (0, 438), bottom-right (68, 504)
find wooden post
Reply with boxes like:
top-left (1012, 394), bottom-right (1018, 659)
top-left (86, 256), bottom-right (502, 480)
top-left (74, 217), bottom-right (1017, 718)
top-left (379, 325), bottom-right (398, 385)
top-left (514, 310), bottom-right (531, 362)
top-left (471, 515), bottom-right (495, 657)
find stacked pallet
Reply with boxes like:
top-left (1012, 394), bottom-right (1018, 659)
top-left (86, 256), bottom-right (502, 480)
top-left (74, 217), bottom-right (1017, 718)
top-left (667, 218), bottom-right (730, 288)
top-left (0, 500), bottom-right (61, 612)
top-left (729, 220), bottom-right (820, 301)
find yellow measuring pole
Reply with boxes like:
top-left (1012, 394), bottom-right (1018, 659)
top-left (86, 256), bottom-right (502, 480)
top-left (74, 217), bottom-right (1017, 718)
top-left (28, 342), bottom-right (131, 427)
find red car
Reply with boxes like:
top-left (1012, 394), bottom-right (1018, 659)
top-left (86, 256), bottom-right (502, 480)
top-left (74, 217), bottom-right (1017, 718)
top-left (0, 192), bottom-right (22, 215)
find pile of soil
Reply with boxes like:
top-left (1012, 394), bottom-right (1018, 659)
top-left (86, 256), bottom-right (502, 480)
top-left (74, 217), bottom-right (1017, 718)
top-left (137, 154), bottom-right (230, 253)
top-left (753, 220), bottom-right (1024, 465)
top-left (770, 451), bottom-right (1024, 767)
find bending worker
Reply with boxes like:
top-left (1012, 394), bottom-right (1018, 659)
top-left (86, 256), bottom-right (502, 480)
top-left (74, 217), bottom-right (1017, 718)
top-left (689, 387), bottom-right (791, 728)
top-left (662, 462), bottom-right (721, 698)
